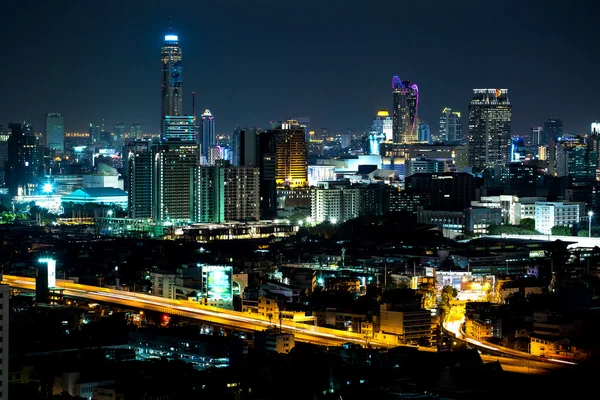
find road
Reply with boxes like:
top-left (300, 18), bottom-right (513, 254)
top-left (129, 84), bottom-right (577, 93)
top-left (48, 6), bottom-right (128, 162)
top-left (3, 275), bottom-right (415, 349)
top-left (444, 318), bottom-right (577, 370)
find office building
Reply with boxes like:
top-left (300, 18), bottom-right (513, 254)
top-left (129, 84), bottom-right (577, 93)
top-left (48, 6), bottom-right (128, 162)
top-left (544, 118), bottom-right (563, 141)
top-left (5, 122), bottom-right (41, 196)
top-left (379, 304), bottom-right (433, 345)
top-left (405, 172), bottom-right (478, 209)
top-left (194, 164), bottom-right (225, 223)
top-left (232, 127), bottom-right (260, 167)
top-left (511, 137), bottom-right (526, 162)
top-left (555, 136), bottom-right (598, 187)
top-left (131, 122), bottom-right (143, 140)
top-left (417, 120), bottom-right (431, 143)
top-left (127, 147), bottom-right (152, 218)
top-left (368, 110), bottom-right (393, 155)
top-left (468, 89), bottom-right (512, 170)
top-left (0, 125), bottom-right (8, 186)
top-left (438, 108), bottom-right (462, 142)
top-left (418, 207), bottom-right (502, 235)
top-left (153, 144), bottom-right (199, 221)
top-left (199, 110), bottom-right (216, 161)
top-left (271, 120), bottom-right (308, 188)
top-left (0, 284), bottom-right (8, 400)
top-left (162, 115), bottom-right (197, 143)
top-left (114, 122), bottom-right (125, 142)
top-left (392, 76), bottom-right (419, 144)
top-left (386, 189), bottom-right (431, 214)
top-left (44, 113), bottom-right (64, 152)
top-left (534, 201), bottom-right (582, 235)
top-left (504, 163), bottom-right (538, 197)
top-left (311, 181), bottom-right (360, 223)
top-left (89, 124), bottom-right (100, 144)
top-left (291, 116), bottom-right (311, 142)
top-left (223, 166), bottom-right (260, 221)
top-left (161, 28), bottom-right (183, 129)
top-left (530, 126), bottom-right (543, 147)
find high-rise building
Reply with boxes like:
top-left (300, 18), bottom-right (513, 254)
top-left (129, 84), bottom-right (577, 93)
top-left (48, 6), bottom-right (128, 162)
top-left (368, 110), bottom-right (393, 155)
top-left (392, 76), bottom-right (419, 144)
top-left (44, 113), bottom-right (64, 152)
top-left (417, 121), bottom-right (431, 143)
top-left (468, 89), bottom-right (512, 170)
top-left (161, 28), bottom-right (183, 130)
top-left (0, 125), bottom-right (8, 186)
top-left (271, 120), bottom-right (308, 188)
top-left (543, 118), bottom-right (563, 142)
top-left (258, 130), bottom-right (278, 219)
top-left (194, 164), bottom-right (225, 223)
top-left (89, 124), bottom-right (100, 144)
top-left (405, 172), bottom-right (477, 209)
top-left (5, 122), bottom-right (41, 196)
top-left (530, 126), bottom-right (543, 147)
top-left (223, 165), bottom-right (260, 221)
top-left (0, 283), bottom-right (9, 400)
top-left (131, 122), bottom-right (143, 140)
top-left (292, 117), bottom-right (311, 142)
top-left (152, 143), bottom-right (199, 221)
top-left (199, 110), bottom-right (216, 162)
top-left (162, 115), bottom-right (197, 143)
top-left (114, 122), bottom-right (126, 142)
top-left (127, 144), bottom-right (152, 218)
top-left (591, 121), bottom-right (600, 135)
top-left (232, 127), bottom-right (260, 167)
top-left (438, 108), bottom-right (462, 142)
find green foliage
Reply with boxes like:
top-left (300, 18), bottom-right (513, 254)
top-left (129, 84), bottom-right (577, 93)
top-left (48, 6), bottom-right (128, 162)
top-left (487, 224), bottom-right (536, 236)
top-left (578, 230), bottom-right (589, 237)
top-left (551, 225), bottom-right (572, 236)
top-left (438, 285), bottom-right (458, 322)
top-left (519, 218), bottom-right (535, 231)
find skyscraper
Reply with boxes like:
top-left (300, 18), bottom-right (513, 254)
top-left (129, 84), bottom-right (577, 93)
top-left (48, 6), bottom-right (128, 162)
top-left (5, 122), bottom-right (41, 196)
top-left (224, 165), bottom-right (260, 221)
top-left (161, 27), bottom-right (183, 131)
top-left (438, 108), bottom-right (462, 142)
top-left (45, 113), bottom-right (64, 152)
top-left (127, 144), bottom-right (152, 218)
top-left (114, 122), bottom-right (125, 142)
top-left (417, 121), bottom-right (431, 143)
top-left (163, 115), bottom-right (197, 143)
top-left (152, 143), bottom-right (199, 221)
top-left (368, 110), bottom-right (393, 155)
top-left (194, 164), bottom-right (225, 223)
top-left (530, 126), bottom-right (543, 146)
top-left (199, 109), bottom-right (215, 162)
top-left (468, 89), bottom-right (512, 170)
top-left (89, 124), bottom-right (100, 144)
top-left (271, 120), bottom-right (308, 188)
top-left (392, 75), bottom-right (419, 144)
top-left (131, 122), bottom-right (143, 140)
top-left (544, 118), bottom-right (563, 142)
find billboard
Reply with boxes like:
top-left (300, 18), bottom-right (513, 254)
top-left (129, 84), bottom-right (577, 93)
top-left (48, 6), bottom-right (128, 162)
top-left (203, 266), bottom-right (232, 301)
top-left (39, 258), bottom-right (56, 287)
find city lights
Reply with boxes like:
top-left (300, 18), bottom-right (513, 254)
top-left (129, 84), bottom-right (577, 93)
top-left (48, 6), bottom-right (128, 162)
top-left (42, 182), bottom-right (54, 194)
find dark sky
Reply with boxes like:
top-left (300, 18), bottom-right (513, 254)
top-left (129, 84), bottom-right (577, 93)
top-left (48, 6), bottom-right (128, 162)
top-left (1, 0), bottom-right (599, 136)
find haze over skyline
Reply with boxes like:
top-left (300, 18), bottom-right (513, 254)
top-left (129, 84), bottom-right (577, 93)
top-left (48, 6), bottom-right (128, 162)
top-left (1, 0), bottom-right (599, 135)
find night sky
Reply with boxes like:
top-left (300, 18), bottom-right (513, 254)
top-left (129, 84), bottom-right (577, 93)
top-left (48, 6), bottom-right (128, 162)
top-left (1, 0), bottom-right (599, 136)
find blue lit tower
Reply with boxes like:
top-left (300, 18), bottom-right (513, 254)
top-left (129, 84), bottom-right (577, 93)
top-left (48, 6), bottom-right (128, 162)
top-left (161, 23), bottom-right (183, 133)
top-left (392, 76), bottom-right (419, 144)
top-left (200, 109), bottom-right (216, 161)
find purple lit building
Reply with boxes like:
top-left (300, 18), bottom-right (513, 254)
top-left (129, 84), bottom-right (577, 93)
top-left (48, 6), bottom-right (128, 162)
top-left (392, 76), bottom-right (419, 144)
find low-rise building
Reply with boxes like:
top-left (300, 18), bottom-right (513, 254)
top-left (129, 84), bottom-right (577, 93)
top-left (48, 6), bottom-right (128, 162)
top-left (378, 304), bottom-right (434, 345)
top-left (465, 318), bottom-right (502, 340)
top-left (418, 207), bottom-right (502, 236)
top-left (255, 329), bottom-right (295, 354)
top-left (534, 201), bottom-right (584, 235)
top-left (530, 336), bottom-right (590, 361)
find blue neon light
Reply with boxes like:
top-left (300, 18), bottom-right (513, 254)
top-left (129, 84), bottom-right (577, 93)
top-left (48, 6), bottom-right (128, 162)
top-left (165, 34), bottom-right (178, 41)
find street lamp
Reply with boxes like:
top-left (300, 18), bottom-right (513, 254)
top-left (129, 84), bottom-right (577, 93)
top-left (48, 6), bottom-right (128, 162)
top-left (588, 211), bottom-right (594, 238)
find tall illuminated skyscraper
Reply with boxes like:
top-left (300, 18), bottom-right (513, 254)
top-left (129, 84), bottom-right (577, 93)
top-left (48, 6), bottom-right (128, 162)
top-left (161, 25), bottom-right (183, 131)
top-left (44, 113), bottom-right (64, 152)
top-left (199, 109), bottom-right (215, 162)
top-left (438, 108), bottom-right (462, 142)
top-left (392, 76), bottom-right (419, 144)
top-left (368, 110), bottom-right (392, 155)
top-left (271, 120), bottom-right (308, 188)
top-left (468, 89), bottom-right (512, 170)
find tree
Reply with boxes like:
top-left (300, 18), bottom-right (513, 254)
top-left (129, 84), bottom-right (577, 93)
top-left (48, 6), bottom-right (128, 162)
top-left (438, 285), bottom-right (458, 322)
top-left (578, 230), bottom-right (589, 237)
top-left (551, 226), bottom-right (572, 236)
top-left (519, 218), bottom-right (535, 231)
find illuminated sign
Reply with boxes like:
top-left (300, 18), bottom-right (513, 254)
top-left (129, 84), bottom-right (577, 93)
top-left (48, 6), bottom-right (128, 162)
top-left (165, 34), bottom-right (178, 41)
top-left (203, 266), bottom-right (233, 301)
top-left (39, 258), bottom-right (56, 287)
top-left (495, 89), bottom-right (502, 98)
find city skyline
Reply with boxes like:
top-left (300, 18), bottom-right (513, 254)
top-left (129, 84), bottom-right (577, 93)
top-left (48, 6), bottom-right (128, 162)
top-left (1, 0), bottom-right (599, 135)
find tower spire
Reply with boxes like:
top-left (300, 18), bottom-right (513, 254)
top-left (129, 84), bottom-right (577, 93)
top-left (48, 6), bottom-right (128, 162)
top-left (169, 16), bottom-right (173, 30)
